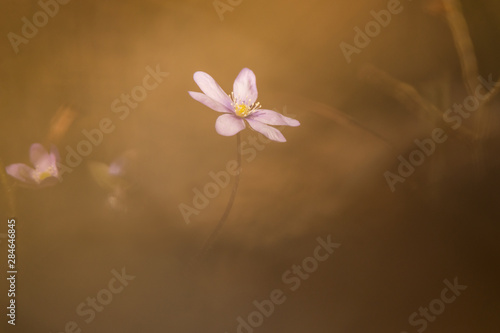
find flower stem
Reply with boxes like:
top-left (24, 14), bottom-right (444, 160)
top-left (197, 133), bottom-right (241, 260)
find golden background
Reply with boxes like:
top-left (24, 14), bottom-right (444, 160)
top-left (0, 0), bottom-right (499, 332)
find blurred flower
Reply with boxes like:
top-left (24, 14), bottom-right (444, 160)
top-left (47, 106), bottom-right (77, 144)
top-left (188, 68), bottom-right (300, 142)
top-left (87, 150), bottom-right (137, 212)
top-left (6, 143), bottom-right (60, 188)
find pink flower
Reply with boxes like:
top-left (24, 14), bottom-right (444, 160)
top-left (188, 68), bottom-right (300, 142)
top-left (6, 143), bottom-right (60, 188)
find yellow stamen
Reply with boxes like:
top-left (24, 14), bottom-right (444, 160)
top-left (230, 92), bottom-right (261, 118)
top-left (235, 104), bottom-right (250, 118)
top-left (34, 166), bottom-right (56, 183)
top-left (38, 170), bottom-right (53, 181)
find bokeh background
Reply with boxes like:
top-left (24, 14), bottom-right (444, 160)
top-left (0, 0), bottom-right (499, 332)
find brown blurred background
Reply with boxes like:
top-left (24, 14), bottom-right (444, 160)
top-left (0, 0), bottom-right (499, 332)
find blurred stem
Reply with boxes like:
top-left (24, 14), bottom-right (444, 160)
top-left (444, 0), bottom-right (493, 173)
top-left (359, 64), bottom-right (474, 144)
top-left (444, 0), bottom-right (478, 96)
top-left (0, 158), bottom-right (16, 217)
top-left (197, 132), bottom-right (241, 260)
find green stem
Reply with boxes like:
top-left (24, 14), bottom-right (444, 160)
top-left (197, 133), bottom-right (241, 260)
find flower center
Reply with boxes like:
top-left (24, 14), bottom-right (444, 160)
top-left (235, 104), bottom-right (250, 118)
top-left (34, 166), bottom-right (56, 183)
top-left (230, 92), bottom-right (261, 118)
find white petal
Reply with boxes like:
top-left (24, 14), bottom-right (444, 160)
top-left (249, 109), bottom-right (300, 126)
top-left (193, 71), bottom-right (233, 110)
top-left (189, 91), bottom-right (232, 113)
top-left (233, 68), bottom-right (258, 105)
top-left (6, 163), bottom-right (37, 184)
top-left (29, 143), bottom-right (50, 169)
top-left (246, 119), bottom-right (286, 142)
top-left (215, 114), bottom-right (246, 136)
